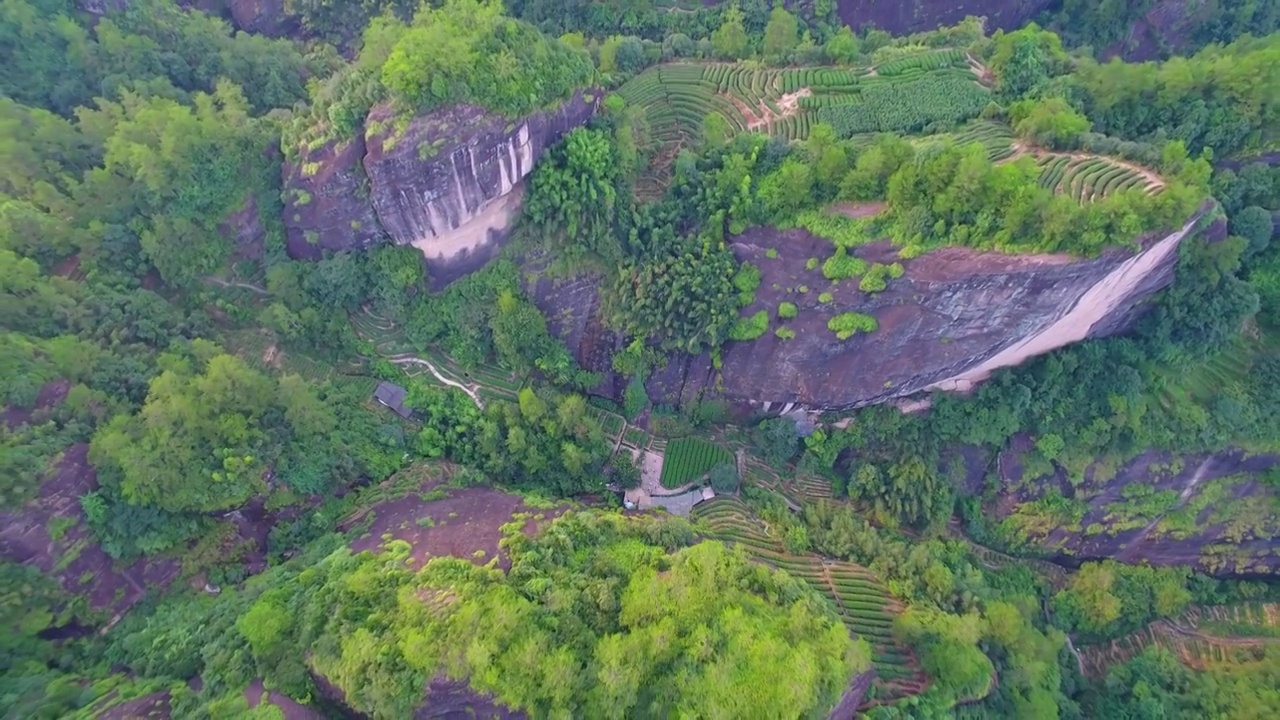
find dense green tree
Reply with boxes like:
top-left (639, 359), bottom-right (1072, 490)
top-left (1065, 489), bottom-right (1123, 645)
top-left (761, 6), bottom-right (798, 62)
top-left (824, 25), bottom-right (859, 64)
top-left (988, 24), bottom-right (1070, 99)
top-left (525, 127), bottom-right (624, 262)
top-left (1234, 205), bottom-right (1274, 257)
top-left (1010, 97), bottom-right (1091, 149)
top-left (380, 0), bottom-right (592, 117)
top-left (711, 3), bottom-right (749, 59)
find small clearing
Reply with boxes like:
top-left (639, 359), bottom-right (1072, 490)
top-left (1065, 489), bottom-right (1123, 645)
top-left (726, 87), bottom-right (812, 131)
top-left (828, 201), bottom-right (888, 219)
top-left (966, 53), bottom-right (994, 86)
top-left (346, 479), bottom-right (567, 571)
top-left (262, 344), bottom-right (281, 369)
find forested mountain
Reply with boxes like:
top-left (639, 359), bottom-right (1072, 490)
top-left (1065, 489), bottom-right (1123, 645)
top-left (2, 0), bottom-right (1278, 718)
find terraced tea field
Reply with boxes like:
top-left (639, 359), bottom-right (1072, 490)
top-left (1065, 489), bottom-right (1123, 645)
top-left (1035, 153), bottom-right (1164, 202)
top-left (1079, 602), bottom-right (1280, 677)
top-left (658, 437), bottom-right (733, 488)
top-left (615, 50), bottom-right (989, 192)
top-left (350, 308), bottom-right (525, 402)
top-left (691, 497), bottom-right (928, 703)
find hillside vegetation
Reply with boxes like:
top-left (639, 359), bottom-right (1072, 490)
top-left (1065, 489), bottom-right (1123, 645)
top-left (2, 0), bottom-right (1279, 718)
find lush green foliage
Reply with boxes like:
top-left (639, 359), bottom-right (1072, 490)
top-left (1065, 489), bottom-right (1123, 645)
top-left (817, 74), bottom-right (990, 136)
top-left (1068, 34), bottom-right (1279, 158)
top-left (1052, 561), bottom-right (1194, 639)
top-left (380, 0), bottom-right (593, 117)
top-left (0, 0), bottom-right (316, 116)
top-left (610, 231), bottom-right (740, 354)
top-left (828, 311), bottom-right (877, 339)
top-left (104, 512), bottom-right (866, 717)
top-left (410, 386), bottom-right (610, 496)
top-left (659, 437), bottom-right (734, 487)
top-left (526, 126), bottom-right (624, 262)
top-left (1091, 641), bottom-right (1280, 718)
top-left (884, 140), bottom-right (1207, 256)
top-left (728, 309), bottom-right (769, 340)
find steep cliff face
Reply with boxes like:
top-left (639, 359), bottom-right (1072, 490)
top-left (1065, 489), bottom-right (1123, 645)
top-left (282, 92), bottom-right (599, 277)
top-left (535, 209), bottom-right (1211, 410)
top-left (364, 93), bottom-right (599, 285)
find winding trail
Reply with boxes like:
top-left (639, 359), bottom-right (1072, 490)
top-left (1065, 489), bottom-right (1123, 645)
top-left (204, 277), bottom-right (269, 294)
top-left (390, 356), bottom-right (485, 409)
top-left (1116, 456), bottom-right (1215, 562)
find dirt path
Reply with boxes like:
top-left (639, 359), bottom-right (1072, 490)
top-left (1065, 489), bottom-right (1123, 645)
top-left (1116, 456), bottom-right (1214, 562)
top-left (204, 276), bottom-right (269, 294)
top-left (391, 356), bottom-right (485, 409)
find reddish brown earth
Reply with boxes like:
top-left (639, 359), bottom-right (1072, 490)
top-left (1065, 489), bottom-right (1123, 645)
top-left (245, 678), bottom-right (326, 720)
top-left (415, 677), bottom-right (527, 720)
top-left (0, 444), bottom-right (180, 619)
top-left (345, 475), bottom-right (568, 571)
top-left (2, 378), bottom-right (71, 429)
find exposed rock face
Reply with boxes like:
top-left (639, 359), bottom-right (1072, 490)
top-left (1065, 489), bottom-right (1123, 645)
top-left (0, 443), bottom-right (180, 615)
top-left (282, 134), bottom-right (386, 260)
top-left (282, 92), bottom-right (599, 277)
top-left (835, 0), bottom-right (1054, 36)
top-left (992, 443), bottom-right (1280, 575)
top-left (538, 209), bottom-right (1212, 410)
top-left (223, 0), bottom-right (295, 36)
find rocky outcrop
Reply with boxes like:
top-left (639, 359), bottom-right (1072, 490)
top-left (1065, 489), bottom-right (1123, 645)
top-left (537, 208), bottom-right (1213, 411)
top-left (992, 444), bottom-right (1280, 575)
top-left (835, 0), bottom-right (1054, 36)
top-left (223, 0), bottom-right (296, 36)
top-left (282, 134), bottom-right (386, 259)
top-left (282, 92), bottom-right (600, 279)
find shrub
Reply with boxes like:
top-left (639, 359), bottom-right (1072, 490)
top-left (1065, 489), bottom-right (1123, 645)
top-left (624, 374), bottom-right (648, 419)
top-left (777, 302), bottom-right (797, 319)
top-left (609, 452), bottom-right (642, 489)
top-left (733, 263), bottom-right (762, 293)
top-left (775, 326), bottom-right (796, 340)
top-left (753, 417), bottom-right (799, 468)
top-left (729, 310), bottom-right (769, 341)
top-left (709, 463), bottom-right (739, 493)
top-left (859, 263), bottom-right (898, 293)
top-left (822, 248), bottom-right (867, 280)
top-left (818, 292), bottom-right (834, 303)
top-left (828, 312), bottom-right (877, 340)
top-left (806, 257), bottom-right (819, 270)
top-left (766, 248), bottom-right (779, 259)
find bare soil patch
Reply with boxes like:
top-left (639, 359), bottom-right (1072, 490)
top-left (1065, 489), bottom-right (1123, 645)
top-left (724, 88), bottom-right (811, 131)
top-left (246, 678), bottom-right (325, 720)
top-left (2, 378), bottom-right (71, 429)
top-left (262, 343), bottom-right (282, 369)
top-left (828, 201), bottom-right (887, 219)
top-left (346, 475), bottom-right (568, 571)
top-left (415, 677), bottom-right (527, 719)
